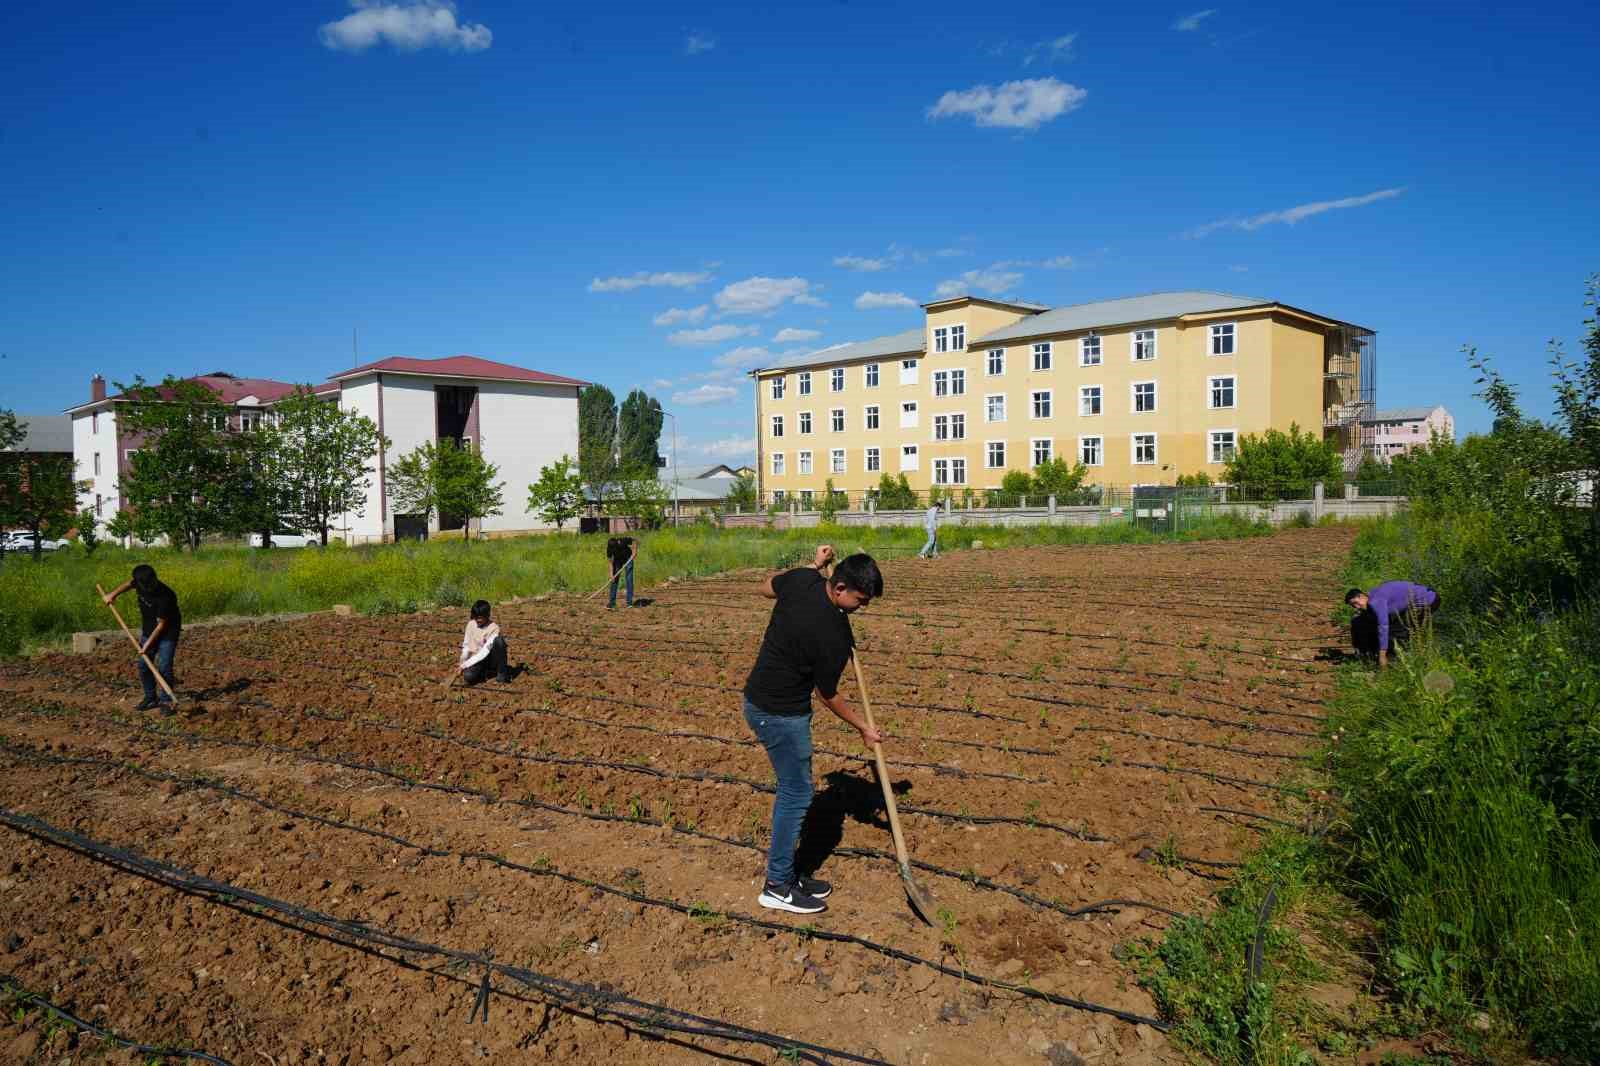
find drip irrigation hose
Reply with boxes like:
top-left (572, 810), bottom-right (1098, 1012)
top-left (1069, 725), bottom-right (1306, 763)
top-left (0, 807), bottom-right (891, 1066)
top-left (1017, 692), bottom-right (1317, 739)
top-left (0, 972), bottom-right (234, 1064)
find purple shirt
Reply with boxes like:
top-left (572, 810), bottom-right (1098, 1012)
top-left (1367, 581), bottom-right (1439, 651)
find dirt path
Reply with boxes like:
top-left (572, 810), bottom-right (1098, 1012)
top-left (0, 527), bottom-right (1355, 1065)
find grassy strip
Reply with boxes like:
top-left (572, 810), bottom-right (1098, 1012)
top-left (0, 513), bottom-right (1270, 654)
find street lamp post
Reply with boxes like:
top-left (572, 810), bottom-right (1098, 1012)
top-left (662, 410), bottom-right (680, 527)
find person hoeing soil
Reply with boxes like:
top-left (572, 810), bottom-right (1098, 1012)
top-left (606, 535), bottom-right (637, 609)
top-left (101, 564), bottom-right (181, 714)
top-left (743, 544), bottom-right (884, 915)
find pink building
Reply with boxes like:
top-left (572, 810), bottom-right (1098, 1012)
top-left (1362, 405), bottom-right (1454, 459)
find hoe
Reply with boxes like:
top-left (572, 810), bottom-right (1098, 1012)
top-left (96, 583), bottom-right (179, 709)
top-left (851, 652), bottom-right (935, 925)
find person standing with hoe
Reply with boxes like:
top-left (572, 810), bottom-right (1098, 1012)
top-left (101, 564), bottom-right (181, 714)
top-left (918, 502), bottom-right (940, 559)
top-left (606, 535), bottom-right (637, 609)
top-left (743, 544), bottom-right (885, 914)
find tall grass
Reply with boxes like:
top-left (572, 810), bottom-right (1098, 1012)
top-left (0, 513), bottom-right (1270, 653)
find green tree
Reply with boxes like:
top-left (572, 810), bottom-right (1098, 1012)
top-left (0, 409), bottom-right (20, 452)
top-left (388, 439), bottom-right (506, 540)
top-left (1175, 471), bottom-right (1214, 488)
top-left (995, 469), bottom-right (1033, 506)
top-left (75, 508), bottom-right (101, 555)
top-left (526, 454), bottom-right (585, 530)
top-left (1549, 272), bottom-right (1600, 534)
top-left (875, 472), bottom-right (918, 510)
top-left (222, 420), bottom-right (292, 549)
top-left (578, 385), bottom-right (620, 502)
top-left (0, 454), bottom-right (81, 557)
top-left (725, 473), bottom-right (758, 511)
top-left (272, 387), bottom-right (388, 546)
top-left (1223, 422), bottom-right (1344, 496)
top-left (618, 389), bottom-right (664, 472)
top-left (1031, 457), bottom-right (1094, 503)
top-left (819, 478), bottom-right (846, 522)
top-left (607, 465), bottom-right (670, 529)
top-left (115, 376), bottom-right (238, 550)
top-left (1350, 454), bottom-right (1391, 485)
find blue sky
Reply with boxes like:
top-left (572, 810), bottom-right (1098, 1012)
top-left (4, 0), bottom-right (1597, 467)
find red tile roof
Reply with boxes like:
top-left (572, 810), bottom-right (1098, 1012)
top-left (332, 355), bottom-right (588, 387)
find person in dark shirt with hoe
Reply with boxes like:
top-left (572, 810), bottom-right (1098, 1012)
top-left (743, 544), bottom-right (885, 915)
top-left (606, 535), bottom-right (637, 609)
top-left (1346, 580), bottom-right (1441, 667)
top-left (102, 564), bottom-right (181, 714)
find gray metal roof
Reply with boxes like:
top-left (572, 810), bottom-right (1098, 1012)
top-left (7, 415), bottom-right (72, 454)
top-left (1364, 406), bottom-right (1441, 423)
top-left (923, 294), bottom-right (1051, 311)
top-left (758, 328), bottom-right (924, 373)
top-left (972, 291), bottom-right (1272, 345)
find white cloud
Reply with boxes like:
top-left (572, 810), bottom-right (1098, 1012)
top-left (684, 33), bottom-right (716, 55)
top-left (1229, 264), bottom-right (1250, 273)
top-left (683, 435), bottom-right (755, 461)
top-left (855, 291), bottom-right (917, 310)
top-left (714, 276), bottom-right (821, 315)
top-left (772, 328), bottom-right (821, 343)
top-left (712, 345), bottom-right (772, 369)
top-left (834, 254), bottom-right (893, 272)
top-left (589, 270), bottom-right (712, 293)
top-left (668, 324), bottom-right (758, 346)
top-left (318, 0), bottom-right (491, 53)
top-left (992, 255), bottom-right (1074, 269)
top-left (1172, 9), bottom-right (1218, 31)
top-left (652, 305), bottom-right (709, 326)
top-left (928, 77), bottom-right (1086, 130)
top-left (1185, 187), bottom-right (1406, 238)
top-left (672, 384), bottom-right (737, 407)
top-left (1039, 255), bottom-right (1074, 268)
top-left (933, 268), bottom-right (1024, 298)
top-left (1023, 33), bottom-right (1077, 66)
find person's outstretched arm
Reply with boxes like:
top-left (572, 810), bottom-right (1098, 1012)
top-left (102, 579), bottom-right (133, 605)
top-left (818, 690), bottom-right (883, 747)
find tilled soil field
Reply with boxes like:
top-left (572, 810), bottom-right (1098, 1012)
top-left (0, 527), bottom-right (1353, 1065)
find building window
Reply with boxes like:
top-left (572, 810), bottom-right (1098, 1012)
top-left (241, 413), bottom-right (261, 432)
top-left (864, 404), bottom-right (880, 430)
top-left (901, 444), bottom-right (919, 472)
top-left (931, 369), bottom-right (967, 397)
top-left (1032, 342), bottom-right (1052, 371)
top-left (771, 377), bottom-right (785, 400)
top-left (933, 370), bottom-right (952, 397)
top-left (865, 363), bottom-right (880, 388)
top-left (986, 441), bottom-right (1006, 468)
top-left (831, 448), bottom-right (846, 474)
top-left (94, 493), bottom-right (103, 516)
top-left (1210, 322), bottom-right (1235, 355)
top-left (773, 490), bottom-right (787, 505)
top-left (208, 413), bottom-right (229, 431)
top-left (933, 458), bottom-right (949, 484)
top-left (1133, 433), bottom-right (1157, 465)
top-left (830, 408), bottom-right (845, 432)
top-left (985, 394), bottom-right (1006, 422)
top-left (1209, 430), bottom-right (1237, 464)
top-left (772, 452), bottom-right (785, 475)
top-left (900, 401), bottom-right (918, 429)
top-left (933, 327), bottom-right (949, 353)
top-left (933, 324), bottom-right (966, 353)
top-left (951, 324), bottom-right (965, 351)
top-left (1080, 333), bottom-right (1102, 366)
top-left (91, 412), bottom-right (99, 433)
top-left (830, 368), bottom-right (845, 392)
top-left (951, 369), bottom-right (965, 395)
top-left (799, 411), bottom-right (813, 434)
top-left (932, 413), bottom-right (966, 441)
top-left (1080, 435), bottom-right (1103, 466)
top-left (1209, 375), bottom-right (1236, 409)
top-left (1132, 329), bottom-right (1157, 361)
top-left (771, 415), bottom-right (784, 438)
top-left (1132, 381), bottom-right (1157, 413)
top-left (865, 447), bottom-right (881, 472)
top-left (900, 359), bottom-right (919, 385)
top-left (1080, 385), bottom-right (1102, 416)
top-left (93, 452), bottom-right (101, 476)
top-left (933, 458), bottom-right (968, 485)
top-left (1031, 389), bottom-right (1052, 419)
top-left (987, 348), bottom-right (1005, 375)
top-left (799, 451), bottom-right (813, 475)
top-left (798, 371), bottom-right (812, 395)
top-left (1032, 438), bottom-right (1053, 467)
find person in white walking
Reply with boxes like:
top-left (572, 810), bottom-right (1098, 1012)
top-left (918, 503), bottom-right (940, 559)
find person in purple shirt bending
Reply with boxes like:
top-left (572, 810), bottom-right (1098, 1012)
top-left (1345, 581), bottom-right (1441, 667)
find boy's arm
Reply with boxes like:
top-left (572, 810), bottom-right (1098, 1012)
top-left (761, 573), bottom-right (778, 598)
top-left (139, 617), bottom-right (166, 655)
top-left (818, 690), bottom-right (884, 746)
top-left (102, 579), bottom-right (133, 605)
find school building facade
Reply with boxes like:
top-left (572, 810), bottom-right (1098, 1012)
top-left (750, 291), bottom-right (1376, 504)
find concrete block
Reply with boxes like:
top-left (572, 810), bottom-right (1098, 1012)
top-left (332, 604), bottom-right (354, 617)
top-left (972, 540), bottom-right (985, 550)
top-left (71, 632), bottom-right (99, 654)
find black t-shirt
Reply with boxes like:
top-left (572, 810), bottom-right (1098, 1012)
top-left (743, 567), bottom-right (854, 716)
top-left (136, 581), bottom-right (181, 640)
top-left (607, 537), bottom-right (634, 571)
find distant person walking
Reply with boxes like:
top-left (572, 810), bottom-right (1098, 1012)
top-left (918, 503), bottom-right (940, 559)
top-left (606, 535), bottom-right (637, 609)
top-left (454, 600), bottom-right (511, 685)
top-left (1346, 582), bottom-right (1441, 667)
top-left (101, 564), bottom-right (181, 713)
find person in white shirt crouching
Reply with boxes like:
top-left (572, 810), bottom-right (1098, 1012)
top-left (454, 599), bottom-right (511, 685)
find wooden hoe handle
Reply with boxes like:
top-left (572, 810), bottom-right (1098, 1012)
top-left (96, 583), bottom-right (179, 706)
top-left (850, 654), bottom-right (913, 870)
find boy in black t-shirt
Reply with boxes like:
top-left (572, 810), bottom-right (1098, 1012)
top-left (743, 545), bottom-right (885, 914)
top-left (102, 564), bottom-right (182, 714)
top-left (606, 536), bottom-right (636, 609)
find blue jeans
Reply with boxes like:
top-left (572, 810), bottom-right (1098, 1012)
top-left (608, 562), bottom-right (634, 607)
top-left (743, 696), bottom-right (813, 886)
top-left (138, 636), bottom-right (178, 703)
top-left (919, 529), bottom-right (938, 557)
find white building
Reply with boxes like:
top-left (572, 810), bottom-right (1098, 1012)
top-left (66, 356), bottom-right (586, 543)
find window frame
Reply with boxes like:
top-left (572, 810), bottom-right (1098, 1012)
top-left (865, 446), bottom-right (881, 472)
top-left (770, 376), bottom-right (785, 400)
top-left (1079, 384), bottom-right (1103, 417)
top-left (863, 404), bottom-right (880, 430)
top-left (1208, 374), bottom-right (1237, 410)
top-left (1032, 341), bottom-right (1052, 371)
top-left (864, 362), bottom-right (880, 388)
top-left (770, 414), bottom-right (784, 438)
top-left (1209, 322), bottom-right (1236, 356)
top-left (830, 448), bottom-right (846, 474)
top-left (984, 393), bottom-right (1006, 423)
top-left (1208, 429), bottom-right (1238, 465)
top-left (830, 367), bottom-right (845, 393)
top-left (830, 407), bottom-right (845, 433)
top-left (900, 401), bottom-right (919, 429)
top-left (985, 440), bottom-right (1006, 469)
top-left (1078, 434), bottom-right (1104, 467)
top-left (899, 358), bottom-right (919, 386)
top-left (1080, 333), bottom-right (1102, 366)
top-left (1031, 437), bottom-right (1053, 468)
top-left (932, 369), bottom-right (951, 398)
top-left (798, 450), bottom-right (813, 475)
top-left (1030, 388), bottom-right (1053, 420)
top-left (900, 444), bottom-right (919, 472)
top-left (798, 410), bottom-right (813, 435)
top-left (986, 348), bottom-right (1005, 376)
top-left (1131, 328), bottom-right (1157, 362)
top-left (1131, 379), bottom-right (1158, 414)
top-left (798, 371), bottom-right (812, 395)
top-left (771, 452), bottom-right (785, 476)
top-left (1131, 432), bottom-right (1158, 466)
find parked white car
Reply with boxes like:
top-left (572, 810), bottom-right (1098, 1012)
top-left (2, 531), bottom-right (68, 551)
top-left (247, 530), bottom-right (317, 548)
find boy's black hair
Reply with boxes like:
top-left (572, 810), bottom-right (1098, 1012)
top-left (1344, 587), bottom-right (1365, 605)
top-left (470, 599), bottom-right (492, 619)
top-left (830, 553), bottom-right (884, 599)
top-left (132, 564), bottom-right (158, 593)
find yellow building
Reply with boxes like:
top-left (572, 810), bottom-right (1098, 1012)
top-left (750, 291), bottom-right (1374, 504)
